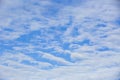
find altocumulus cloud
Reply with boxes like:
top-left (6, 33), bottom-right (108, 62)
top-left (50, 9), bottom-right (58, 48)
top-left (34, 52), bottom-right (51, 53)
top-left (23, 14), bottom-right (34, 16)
top-left (0, 0), bottom-right (120, 80)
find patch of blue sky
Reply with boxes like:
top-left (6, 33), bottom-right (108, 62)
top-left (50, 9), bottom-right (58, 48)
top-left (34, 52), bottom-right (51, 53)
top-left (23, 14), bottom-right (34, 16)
top-left (0, 42), bottom-right (14, 54)
top-left (52, 0), bottom-right (85, 6)
top-left (27, 0), bottom-right (41, 6)
top-left (114, 18), bottom-right (120, 26)
top-left (50, 26), bottom-right (67, 32)
top-left (97, 46), bottom-right (110, 51)
top-left (20, 60), bottom-right (37, 66)
top-left (66, 16), bottom-right (73, 25)
top-left (52, 0), bottom-right (72, 5)
top-left (16, 30), bottom-right (41, 43)
top-left (25, 53), bottom-right (42, 61)
top-left (72, 38), bottom-right (93, 46)
top-left (35, 48), bottom-right (55, 54)
top-left (20, 26), bottom-right (68, 44)
top-left (0, 45), bottom-right (11, 53)
top-left (3, 28), bottom-right (14, 32)
top-left (95, 23), bottom-right (106, 28)
top-left (100, 35), bottom-right (108, 38)
top-left (71, 27), bottom-right (80, 37)
top-left (60, 42), bottom-right (70, 50)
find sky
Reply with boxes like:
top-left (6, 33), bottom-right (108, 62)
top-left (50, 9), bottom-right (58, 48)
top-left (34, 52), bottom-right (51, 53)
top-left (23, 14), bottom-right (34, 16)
top-left (0, 0), bottom-right (120, 80)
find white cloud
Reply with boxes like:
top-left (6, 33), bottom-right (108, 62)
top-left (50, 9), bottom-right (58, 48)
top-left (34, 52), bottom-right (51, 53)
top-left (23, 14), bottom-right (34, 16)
top-left (42, 53), bottom-right (72, 65)
top-left (0, 53), bottom-right (52, 70)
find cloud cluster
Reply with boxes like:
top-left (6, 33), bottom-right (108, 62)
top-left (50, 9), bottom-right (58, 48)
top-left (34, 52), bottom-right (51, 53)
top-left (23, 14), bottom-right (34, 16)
top-left (0, 0), bottom-right (120, 80)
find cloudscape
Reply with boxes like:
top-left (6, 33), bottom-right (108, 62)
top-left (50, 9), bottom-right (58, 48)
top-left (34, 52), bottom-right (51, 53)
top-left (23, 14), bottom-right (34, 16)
top-left (0, 0), bottom-right (120, 80)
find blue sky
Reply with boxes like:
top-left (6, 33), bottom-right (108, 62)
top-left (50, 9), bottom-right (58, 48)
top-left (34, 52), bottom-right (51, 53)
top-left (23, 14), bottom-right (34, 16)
top-left (0, 0), bottom-right (120, 80)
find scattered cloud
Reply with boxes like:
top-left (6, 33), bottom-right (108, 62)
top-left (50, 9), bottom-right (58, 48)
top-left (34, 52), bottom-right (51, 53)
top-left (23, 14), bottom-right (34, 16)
top-left (0, 0), bottom-right (120, 80)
